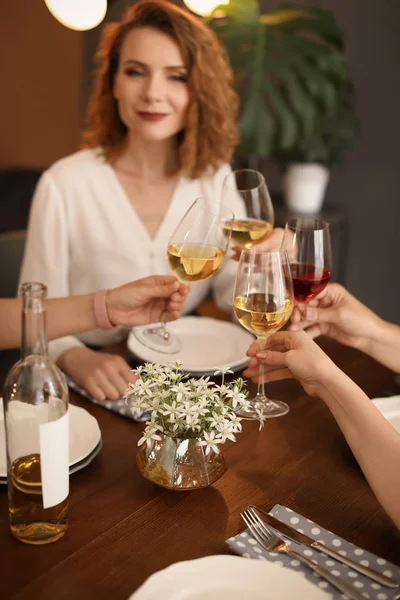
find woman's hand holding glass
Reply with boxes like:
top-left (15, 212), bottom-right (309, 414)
top-left (233, 248), bottom-right (294, 418)
top-left (244, 330), bottom-right (338, 399)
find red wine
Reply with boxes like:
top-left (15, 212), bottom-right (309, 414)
top-left (290, 263), bottom-right (332, 302)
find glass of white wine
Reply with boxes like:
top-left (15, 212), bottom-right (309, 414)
top-left (134, 197), bottom-right (234, 353)
top-left (233, 248), bottom-right (294, 418)
top-left (222, 169), bottom-right (274, 250)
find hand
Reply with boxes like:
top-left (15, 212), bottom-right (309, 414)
top-left (243, 330), bottom-right (338, 397)
top-left (289, 283), bottom-right (382, 351)
top-left (230, 227), bottom-right (286, 261)
top-left (106, 276), bottom-right (190, 327)
top-left (58, 347), bottom-right (137, 402)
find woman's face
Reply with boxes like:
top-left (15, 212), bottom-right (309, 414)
top-left (113, 26), bottom-right (190, 143)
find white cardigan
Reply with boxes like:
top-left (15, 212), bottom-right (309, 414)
top-left (20, 149), bottom-right (245, 361)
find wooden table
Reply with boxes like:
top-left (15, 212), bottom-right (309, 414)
top-left (1, 338), bottom-right (400, 599)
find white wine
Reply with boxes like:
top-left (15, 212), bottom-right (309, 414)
top-left (234, 293), bottom-right (293, 337)
top-left (224, 219), bottom-right (273, 249)
top-left (167, 243), bottom-right (225, 282)
top-left (9, 453), bottom-right (68, 545)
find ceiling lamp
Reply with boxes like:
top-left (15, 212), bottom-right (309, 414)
top-left (183, 0), bottom-right (229, 17)
top-left (44, 0), bottom-right (107, 31)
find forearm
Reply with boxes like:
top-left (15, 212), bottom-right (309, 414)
top-left (0, 296), bottom-right (96, 350)
top-left (361, 319), bottom-right (400, 372)
top-left (317, 369), bottom-right (400, 528)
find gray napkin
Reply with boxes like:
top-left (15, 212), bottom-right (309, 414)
top-left (227, 504), bottom-right (400, 600)
top-left (64, 374), bottom-right (149, 423)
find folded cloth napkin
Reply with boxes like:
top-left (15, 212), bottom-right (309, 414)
top-left (227, 504), bottom-right (400, 600)
top-left (64, 373), bottom-right (149, 423)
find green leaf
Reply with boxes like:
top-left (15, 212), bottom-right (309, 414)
top-left (209, 2), bottom-right (357, 163)
top-left (210, 0), bottom-right (259, 21)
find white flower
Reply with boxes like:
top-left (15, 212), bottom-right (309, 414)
top-left (255, 408), bottom-right (267, 430)
top-left (226, 385), bottom-right (247, 409)
top-left (162, 400), bottom-right (180, 423)
top-left (229, 414), bottom-right (243, 433)
top-left (198, 431), bottom-right (222, 455)
top-left (178, 401), bottom-right (200, 426)
top-left (137, 427), bottom-right (162, 448)
top-left (215, 384), bottom-right (231, 396)
top-left (170, 382), bottom-right (191, 402)
top-left (213, 366), bottom-right (234, 376)
top-left (216, 420), bottom-right (236, 443)
top-left (128, 395), bottom-right (151, 416)
top-left (135, 379), bottom-right (156, 397)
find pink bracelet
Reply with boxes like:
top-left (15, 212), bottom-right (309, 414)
top-left (93, 289), bottom-right (115, 330)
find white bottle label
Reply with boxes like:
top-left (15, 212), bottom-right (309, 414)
top-left (39, 410), bottom-right (69, 509)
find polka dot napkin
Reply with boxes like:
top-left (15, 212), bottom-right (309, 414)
top-left (64, 373), bottom-right (149, 423)
top-left (226, 504), bottom-right (400, 600)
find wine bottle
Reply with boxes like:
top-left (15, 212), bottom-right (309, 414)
top-left (3, 282), bottom-right (69, 545)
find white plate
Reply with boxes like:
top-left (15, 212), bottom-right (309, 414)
top-left (129, 555), bottom-right (330, 600)
top-left (372, 395), bottom-right (400, 432)
top-left (128, 317), bottom-right (255, 375)
top-left (0, 399), bottom-right (102, 480)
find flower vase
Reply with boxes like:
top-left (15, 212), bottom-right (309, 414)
top-left (136, 434), bottom-right (226, 491)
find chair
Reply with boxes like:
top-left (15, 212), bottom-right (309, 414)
top-left (0, 230), bottom-right (27, 386)
top-left (0, 230), bottom-right (26, 298)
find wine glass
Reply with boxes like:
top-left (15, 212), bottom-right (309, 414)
top-left (222, 169), bottom-right (274, 250)
top-left (233, 249), bottom-right (294, 418)
top-left (281, 218), bottom-right (332, 304)
top-left (134, 197), bottom-right (234, 353)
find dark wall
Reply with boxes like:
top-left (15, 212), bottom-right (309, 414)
top-left (0, 0), bottom-right (83, 169)
top-left (85, 0), bottom-right (400, 323)
top-left (258, 0), bottom-right (400, 323)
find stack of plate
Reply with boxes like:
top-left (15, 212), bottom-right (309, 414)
top-left (0, 399), bottom-right (102, 484)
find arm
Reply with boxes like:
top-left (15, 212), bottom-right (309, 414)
top-left (317, 367), bottom-right (400, 529)
top-left (244, 331), bottom-right (400, 529)
top-left (0, 276), bottom-right (189, 350)
top-left (291, 283), bottom-right (400, 372)
top-left (360, 319), bottom-right (400, 373)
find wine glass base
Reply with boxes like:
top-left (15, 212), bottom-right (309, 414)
top-left (133, 326), bottom-right (181, 354)
top-left (238, 398), bottom-right (289, 419)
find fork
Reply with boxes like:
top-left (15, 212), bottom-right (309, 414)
top-left (241, 508), bottom-right (365, 600)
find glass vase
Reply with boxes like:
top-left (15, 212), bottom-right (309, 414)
top-left (136, 434), bottom-right (226, 490)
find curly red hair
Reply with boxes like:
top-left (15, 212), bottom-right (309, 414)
top-left (81, 0), bottom-right (238, 178)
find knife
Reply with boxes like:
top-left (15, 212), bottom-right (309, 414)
top-left (250, 506), bottom-right (399, 589)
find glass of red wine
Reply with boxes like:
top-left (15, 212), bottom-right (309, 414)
top-left (281, 218), bottom-right (332, 303)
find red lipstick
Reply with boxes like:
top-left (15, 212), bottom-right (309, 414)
top-left (137, 112), bottom-right (168, 122)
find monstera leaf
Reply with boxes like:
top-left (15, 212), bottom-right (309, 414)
top-left (209, 3), bottom-right (357, 164)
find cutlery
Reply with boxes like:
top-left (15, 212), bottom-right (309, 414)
top-left (241, 508), bottom-right (365, 600)
top-left (250, 505), bottom-right (399, 589)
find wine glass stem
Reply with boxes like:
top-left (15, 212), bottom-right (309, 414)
top-left (160, 322), bottom-right (169, 340)
top-left (256, 336), bottom-right (268, 401)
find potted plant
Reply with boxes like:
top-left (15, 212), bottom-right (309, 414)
top-left (279, 81), bottom-right (358, 213)
top-left (209, 1), bottom-right (358, 213)
top-left (124, 361), bottom-right (263, 490)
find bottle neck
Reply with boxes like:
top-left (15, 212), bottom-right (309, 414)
top-left (20, 283), bottom-right (48, 359)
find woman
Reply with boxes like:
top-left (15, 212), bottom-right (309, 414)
top-left (244, 284), bottom-right (400, 529)
top-left (20, 1), bottom-right (257, 402)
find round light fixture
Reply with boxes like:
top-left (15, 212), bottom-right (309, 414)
top-left (183, 0), bottom-right (229, 17)
top-left (44, 0), bottom-right (107, 31)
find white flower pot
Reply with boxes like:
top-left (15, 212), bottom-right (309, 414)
top-left (283, 163), bottom-right (330, 214)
